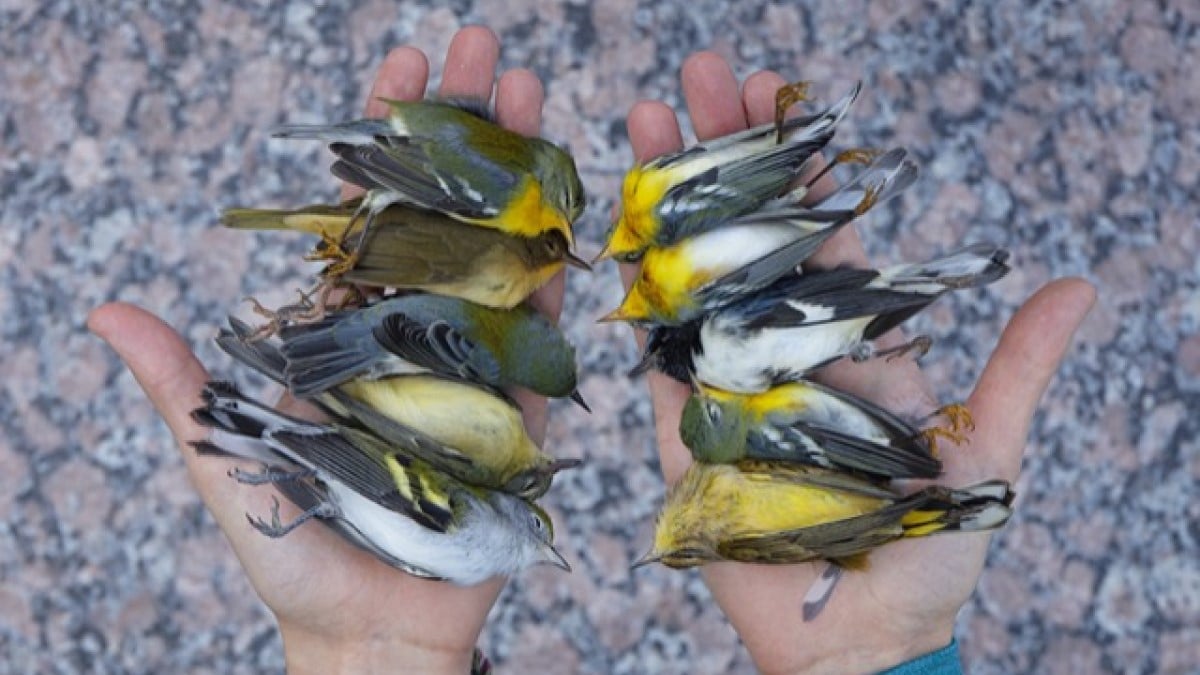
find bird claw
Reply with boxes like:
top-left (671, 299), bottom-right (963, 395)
top-left (246, 495), bottom-right (335, 538)
top-left (934, 402), bottom-right (975, 434)
top-left (774, 81), bottom-right (812, 143)
top-left (918, 426), bottom-right (969, 459)
top-left (880, 335), bottom-right (933, 363)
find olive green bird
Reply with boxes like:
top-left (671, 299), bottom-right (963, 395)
top-left (679, 380), bottom-right (947, 481)
top-left (216, 318), bottom-right (580, 499)
top-left (273, 98), bottom-right (586, 255)
top-left (220, 199), bottom-right (588, 310)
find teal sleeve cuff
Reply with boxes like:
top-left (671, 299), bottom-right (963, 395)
top-left (876, 639), bottom-right (960, 675)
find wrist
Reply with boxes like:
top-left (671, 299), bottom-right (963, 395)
top-left (279, 621), bottom-right (478, 675)
top-left (785, 631), bottom-right (954, 675)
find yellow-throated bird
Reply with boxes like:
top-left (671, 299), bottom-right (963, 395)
top-left (637, 461), bottom-right (1013, 570)
top-left (274, 98), bottom-right (586, 254)
top-left (603, 148), bottom-right (918, 326)
top-left (679, 380), bottom-right (947, 480)
top-left (632, 243), bottom-right (1010, 392)
top-left (271, 294), bottom-right (588, 410)
top-left (598, 82), bottom-right (860, 262)
top-left (221, 199), bottom-right (587, 309)
top-left (216, 318), bottom-right (580, 500)
top-left (191, 381), bottom-right (570, 585)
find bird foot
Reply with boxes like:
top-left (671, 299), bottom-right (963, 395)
top-left (879, 335), bottom-right (933, 363)
top-left (247, 495), bottom-right (336, 538)
top-left (774, 81), bottom-right (812, 143)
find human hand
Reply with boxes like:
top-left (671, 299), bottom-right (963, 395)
top-left (88, 26), bottom-right (561, 675)
top-left (620, 52), bottom-right (1096, 675)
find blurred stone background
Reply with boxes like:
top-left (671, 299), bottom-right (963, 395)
top-left (2, 1), bottom-right (1197, 672)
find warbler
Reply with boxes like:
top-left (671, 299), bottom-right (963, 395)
top-left (190, 382), bottom-right (570, 586)
top-left (635, 243), bottom-right (1011, 393)
top-left (274, 98), bottom-right (585, 255)
top-left (599, 81), bottom-right (862, 261)
top-left (602, 148), bottom-right (919, 326)
top-left (636, 460), bottom-right (1013, 570)
top-left (221, 199), bottom-right (588, 309)
top-left (679, 380), bottom-right (950, 480)
top-left (216, 318), bottom-right (580, 499)
top-left (274, 294), bottom-right (588, 409)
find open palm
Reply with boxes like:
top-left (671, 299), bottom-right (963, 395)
top-left (88, 27), bottom-right (562, 675)
top-left (620, 52), bottom-right (1095, 675)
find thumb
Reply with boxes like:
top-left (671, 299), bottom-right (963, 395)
top-left (966, 278), bottom-right (1097, 481)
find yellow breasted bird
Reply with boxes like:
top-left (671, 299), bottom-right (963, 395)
top-left (273, 98), bottom-right (586, 255)
top-left (216, 319), bottom-right (580, 500)
top-left (637, 461), bottom-right (1013, 570)
top-left (191, 381), bottom-right (570, 585)
top-left (603, 148), bottom-right (918, 326)
top-left (598, 82), bottom-right (861, 262)
top-left (679, 380), bottom-right (946, 481)
top-left (220, 199), bottom-right (588, 310)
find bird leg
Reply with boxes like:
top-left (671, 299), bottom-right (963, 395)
top-left (878, 335), bottom-right (933, 363)
top-left (928, 402), bottom-right (975, 434)
top-left (804, 147), bottom-right (886, 192)
top-left (774, 81), bottom-right (812, 143)
top-left (247, 495), bottom-right (337, 538)
top-left (242, 280), bottom-right (353, 340)
top-left (230, 465), bottom-right (316, 486)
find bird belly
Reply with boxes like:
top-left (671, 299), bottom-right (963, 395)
top-left (695, 320), bottom-right (864, 393)
top-left (329, 484), bottom-right (490, 585)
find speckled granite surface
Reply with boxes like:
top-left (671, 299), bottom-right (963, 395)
top-left (2, 1), bottom-right (1198, 673)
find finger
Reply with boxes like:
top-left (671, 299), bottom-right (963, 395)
top-left (87, 303), bottom-right (262, 533)
top-left (966, 278), bottom-right (1097, 480)
top-left (495, 68), bottom-right (544, 137)
top-left (741, 70), bottom-right (786, 126)
top-left (345, 47), bottom-right (431, 201)
top-left (88, 303), bottom-right (210, 444)
top-left (627, 100), bottom-right (684, 163)
top-left (438, 25), bottom-right (500, 101)
top-left (364, 46), bottom-right (430, 117)
top-left (511, 270), bottom-right (566, 447)
top-left (681, 51), bottom-right (747, 140)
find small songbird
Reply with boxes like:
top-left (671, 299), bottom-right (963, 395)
top-left (636, 460), bottom-right (1013, 570)
top-left (215, 318), bottom-right (580, 500)
top-left (634, 243), bottom-right (1011, 393)
top-left (272, 294), bottom-right (588, 409)
top-left (678, 380), bottom-right (948, 480)
top-left (190, 382), bottom-right (570, 586)
top-left (273, 98), bottom-right (586, 256)
top-left (602, 148), bottom-right (919, 326)
top-left (598, 81), bottom-right (862, 262)
top-left (221, 199), bottom-right (588, 310)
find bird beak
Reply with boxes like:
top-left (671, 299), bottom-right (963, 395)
top-left (542, 545), bottom-right (572, 571)
top-left (596, 307), bottom-right (629, 323)
top-left (568, 389), bottom-right (592, 413)
top-left (565, 250), bottom-right (593, 271)
top-left (630, 549), bottom-right (662, 570)
top-left (592, 242), bottom-right (614, 264)
top-left (548, 458), bottom-right (584, 473)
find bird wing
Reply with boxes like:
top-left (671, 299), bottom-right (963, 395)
top-left (342, 216), bottom-right (512, 288)
top-left (269, 426), bottom-right (458, 533)
top-left (271, 477), bottom-right (444, 579)
top-left (371, 312), bottom-right (502, 385)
